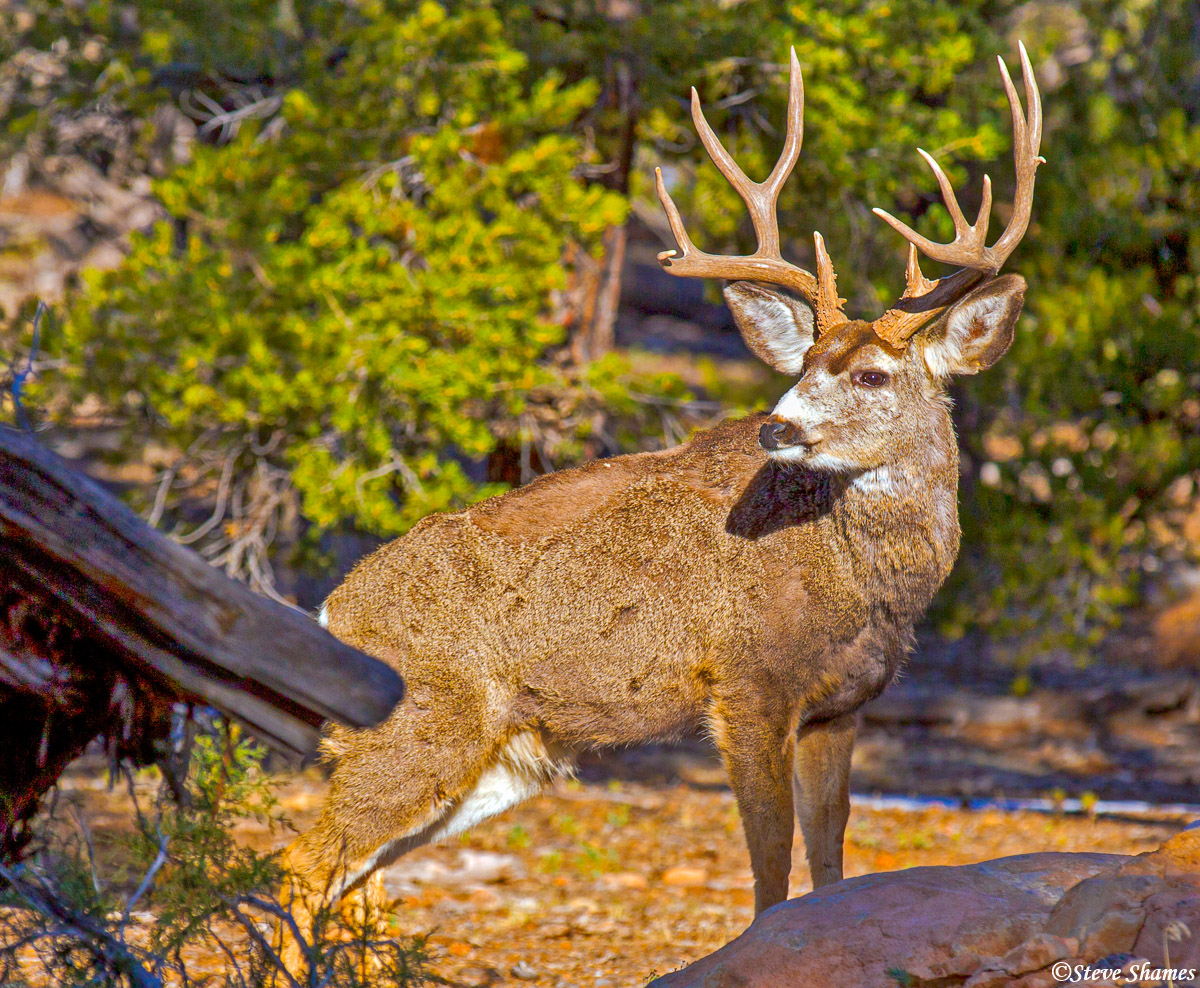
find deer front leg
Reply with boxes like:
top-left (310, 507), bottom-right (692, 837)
top-left (793, 711), bottom-right (856, 889)
top-left (712, 711), bottom-right (796, 915)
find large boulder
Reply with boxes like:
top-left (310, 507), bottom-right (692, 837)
top-left (651, 831), bottom-right (1200, 987)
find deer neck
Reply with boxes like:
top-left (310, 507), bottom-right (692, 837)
top-left (830, 418), bottom-right (961, 624)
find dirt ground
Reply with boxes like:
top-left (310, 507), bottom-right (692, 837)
top-left (19, 631), bottom-right (1200, 986)
top-left (53, 739), bottom-right (1189, 988)
top-left (29, 630), bottom-right (1200, 986)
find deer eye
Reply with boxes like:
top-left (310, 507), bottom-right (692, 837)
top-left (854, 370), bottom-right (890, 388)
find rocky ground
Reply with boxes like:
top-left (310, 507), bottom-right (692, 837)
top-left (53, 770), bottom-right (1186, 987)
top-left (653, 828), bottom-right (1200, 988)
top-left (851, 636), bottom-right (1200, 807)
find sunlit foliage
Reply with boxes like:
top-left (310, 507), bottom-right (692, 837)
top-left (5, 0), bottom-right (1200, 657)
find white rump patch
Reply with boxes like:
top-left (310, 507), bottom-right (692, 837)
top-left (317, 605), bottom-right (329, 628)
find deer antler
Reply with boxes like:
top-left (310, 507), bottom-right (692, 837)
top-left (871, 42), bottom-right (1044, 346)
top-left (654, 48), bottom-right (849, 335)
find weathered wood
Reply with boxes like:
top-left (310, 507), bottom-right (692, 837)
top-left (0, 563), bottom-right (173, 860)
top-left (0, 426), bottom-right (405, 754)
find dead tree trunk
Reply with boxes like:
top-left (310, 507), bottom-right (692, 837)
top-left (0, 426), bottom-right (405, 859)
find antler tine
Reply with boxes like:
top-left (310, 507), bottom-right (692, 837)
top-left (765, 48), bottom-right (806, 201)
top-left (989, 41), bottom-right (1044, 265)
top-left (689, 47), bottom-right (803, 253)
top-left (655, 166), bottom-right (700, 260)
top-left (655, 48), bottom-right (849, 332)
top-left (872, 150), bottom-right (994, 270)
top-left (914, 148), bottom-right (974, 243)
top-left (871, 42), bottom-right (1045, 345)
top-left (814, 232), bottom-right (847, 319)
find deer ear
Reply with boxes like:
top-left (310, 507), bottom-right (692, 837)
top-left (724, 282), bottom-right (816, 375)
top-left (922, 275), bottom-right (1026, 379)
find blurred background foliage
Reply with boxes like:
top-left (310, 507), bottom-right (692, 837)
top-left (2, 0), bottom-right (1199, 662)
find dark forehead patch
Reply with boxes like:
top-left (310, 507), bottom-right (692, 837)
top-left (806, 321), bottom-right (904, 375)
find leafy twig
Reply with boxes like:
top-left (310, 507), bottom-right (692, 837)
top-left (9, 300), bottom-right (45, 431)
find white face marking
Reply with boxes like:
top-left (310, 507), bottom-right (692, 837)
top-left (769, 368), bottom-right (837, 433)
top-left (766, 444), bottom-right (808, 464)
top-left (803, 451), bottom-right (862, 474)
top-left (766, 350), bottom-right (905, 470)
top-left (767, 369), bottom-right (861, 471)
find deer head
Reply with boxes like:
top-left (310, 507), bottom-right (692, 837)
top-left (656, 46), bottom-right (1043, 473)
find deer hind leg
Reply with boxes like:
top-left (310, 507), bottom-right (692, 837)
top-left (276, 715), bottom-right (571, 976)
top-left (792, 711), bottom-right (856, 889)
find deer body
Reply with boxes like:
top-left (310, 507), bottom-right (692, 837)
top-left (326, 410), bottom-right (959, 747)
top-left (286, 401), bottom-right (959, 917)
top-left (278, 44), bottom-right (1043, 967)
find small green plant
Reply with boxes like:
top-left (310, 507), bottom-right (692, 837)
top-left (123, 722), bottom-right (284, 959)
top-left (537, 849), bottom-right (563, 874)
top-left (573, 842), bottom-right (620, 879)
top-left (0, 718), bottom-right (427, 987)
top-left (848, 823), bottom-right (881, 851)
top-left (1050, 787), bottom-right (1068, 815)
top-left (605, 805), bottom-right (630, 829)
top-left (505, 824), bottom-right (531, 851)
top-left (895, 830), bottom-right (934, 852)
top-left (550, 813), bottom-right (578, 836)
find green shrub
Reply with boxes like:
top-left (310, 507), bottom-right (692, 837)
top-left (60, 1), bottom-right (634, 548)
top-left (11, 0), bottom-right (1200, 657)
top-left (0, 719), bottom-right (426, 986)
top-left (936, 0), bottom-right (1200, 658)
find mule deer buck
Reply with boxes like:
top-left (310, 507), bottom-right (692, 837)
top-left (278, 44), bottom-right (1043, 959)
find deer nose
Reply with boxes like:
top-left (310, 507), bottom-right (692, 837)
top-left (759, 419), bottom-right (806, 451)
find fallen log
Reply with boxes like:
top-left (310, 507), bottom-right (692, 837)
top-left (0, 425), bottom-right (405, 857)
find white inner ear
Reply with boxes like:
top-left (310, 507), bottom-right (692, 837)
top-left (948, 293), bottom-right (1009, 339)
top-left (924, 293), bottom-right (1011, 379)
top-left (734, 293), bottom-right (815, 375)
top-left (922, 340), bottom-right (955, 381)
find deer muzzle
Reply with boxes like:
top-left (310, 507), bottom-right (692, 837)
top-left (759, 418), bottom-right (810, 452)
